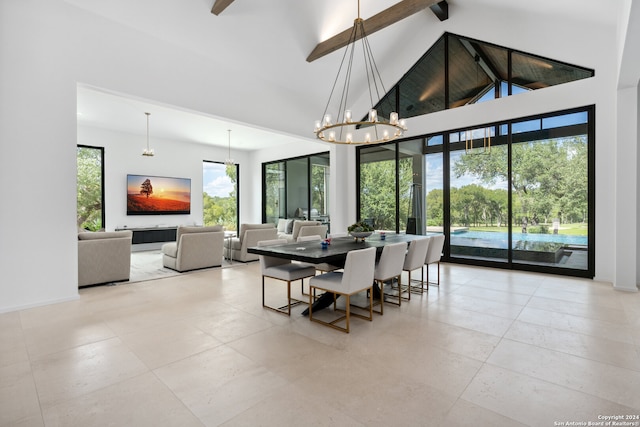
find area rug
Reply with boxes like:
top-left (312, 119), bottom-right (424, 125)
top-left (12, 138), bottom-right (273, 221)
top-left (129, 250), bottom-right (237, 283)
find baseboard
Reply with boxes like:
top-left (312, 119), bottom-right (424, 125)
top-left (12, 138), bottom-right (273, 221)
top-left (0, 294), bottom-right (80, 314)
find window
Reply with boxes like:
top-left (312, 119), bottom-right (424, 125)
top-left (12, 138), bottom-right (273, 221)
top-left (373, 33), bottom-right (594, 121)
top-left (77, 145), bottom-right (104, 231)
top-left (357, 106), bottom-right (594, 278)
top-left (262, 152), bottom-right (330, 226)
top-left (203, 161), bottom-right (238, 231)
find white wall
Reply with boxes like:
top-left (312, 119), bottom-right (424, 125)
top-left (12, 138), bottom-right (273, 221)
top-left (78, 125), bottom-right (251, 231)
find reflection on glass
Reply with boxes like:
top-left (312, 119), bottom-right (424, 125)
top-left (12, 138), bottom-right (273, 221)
top-left (265, 162), bottom-right (285, 224)
top-left (360, 144), bottom-right (397, 231)
top-left (511, 134), bottom-right (588, 270)
top-left (449, 141), bottom-right (509, 263)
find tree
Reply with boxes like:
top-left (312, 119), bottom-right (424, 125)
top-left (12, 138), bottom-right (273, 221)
top-left (452, 137), bottom-right (588, 228)
top-left (140, 179), bottom-right (153, 198)
top-left (360, 159), bottom-right (396, 230)
top-left (76, 146), bottom-right (102, 230)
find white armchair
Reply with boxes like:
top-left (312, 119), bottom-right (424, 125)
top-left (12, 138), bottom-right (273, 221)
top-left (224, 223), bottom-right (277, 262)
top-left (78, 230), bottom-right (132, 287)
top-left (161, 225), bottom-right (224, 272)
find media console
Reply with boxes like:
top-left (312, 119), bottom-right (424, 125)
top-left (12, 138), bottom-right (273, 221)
top-left (115, 227), bottom-right (177, 245)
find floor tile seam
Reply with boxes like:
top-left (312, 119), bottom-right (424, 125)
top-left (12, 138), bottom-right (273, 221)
top-left (462, 282), bottom-right (540, 297)
top-left (428, 298), bottom-right (527, 321)
top-left (142, 370), bottom-right (208, 427)
top-left (21, 355), bottom-right (45, 427)
top-left (443, 289), bottom-right (531, 308)
top-left (529, 293), bottom-right (624, 311)
top-left (423, 315), bottom-right (517, 342)
top-left (429, 298), bottom-right (528, 325)
top-left (516, 306), bottom-right (638, 340)
top-left (500, 329), bottom-right (640, 374)
top-left (509, 317), bottom-right (640, 357)
top-left (481, 342), bottom-right (640, 411)
top-left (34, 368), bottom-right (153, 414)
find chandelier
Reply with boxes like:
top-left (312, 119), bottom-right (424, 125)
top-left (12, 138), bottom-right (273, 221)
top-left (142, 112), bottom-right (154, 156)
top-left (224, 129), bottom-right (234, 166)
top-left (314, 0), bottom-right (407, 145)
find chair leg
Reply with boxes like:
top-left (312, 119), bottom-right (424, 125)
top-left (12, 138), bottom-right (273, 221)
top-left (344, 295), bottom-right (350, 333)
top-left (262, 276), bottom-right (305, 316)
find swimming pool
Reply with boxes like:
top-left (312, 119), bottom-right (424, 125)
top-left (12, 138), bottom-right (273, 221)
top-left (450, 231), bottom-right (587, 246)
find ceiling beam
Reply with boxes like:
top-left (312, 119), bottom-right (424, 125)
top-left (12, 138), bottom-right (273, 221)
top-left (307, 0), bottom-right (440, 63)
top-left (211, 0), bottom-right (235, 16)
top-left (429, 1), bottom-right (448, 21)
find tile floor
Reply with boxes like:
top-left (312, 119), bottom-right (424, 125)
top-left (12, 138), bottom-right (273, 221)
top-left (2, 262), bottom-right (640, 426)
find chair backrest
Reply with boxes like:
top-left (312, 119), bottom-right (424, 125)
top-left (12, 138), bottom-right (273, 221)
top-left (374, 242), bottom-right (406, 281)
top-left (257, 239), bottom-right (289, 270)
top-left (341, 247), bottom-right (376, 293)
top-left (238, 223), bottom-right (275, 242)
top-left (297, 225), bottom-right (328, 240)
top-left (425, 234), bottom-right (445, 264)
top-left (176, 225), bottom-right (223, 248)
top-left (291, 220), bottom-right (321, 240)
top-left (297, 235), bottom-right (322, 242)
top-left (404, 237), bottom-right (431, 271)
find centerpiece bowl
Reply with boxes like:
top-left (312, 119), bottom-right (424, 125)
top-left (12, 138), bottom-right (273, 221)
top-left (347, 221), bottom-right (375, 242)
top-left (349, 231), bottom-right (373, 242)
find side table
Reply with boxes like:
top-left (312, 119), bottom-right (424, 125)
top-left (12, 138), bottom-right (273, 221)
top-left (224, 231), bottom-right (237, 263)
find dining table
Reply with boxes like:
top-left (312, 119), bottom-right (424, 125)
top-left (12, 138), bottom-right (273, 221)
top-left (247, 233), bottom-right (430, 268)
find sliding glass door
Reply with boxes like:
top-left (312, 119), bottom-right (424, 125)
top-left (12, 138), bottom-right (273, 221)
top-left (357, 106), bottom-right (594, 277)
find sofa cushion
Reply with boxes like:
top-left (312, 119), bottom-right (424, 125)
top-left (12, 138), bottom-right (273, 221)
top-left (161, 242), bottom-right (178, 257)
top-left (277, 219), bottom-right (288, 232)
top-left (238, 223), bottom-right (275, 242)
top-left (78, 231), bottom-right (132, 240)
top-left (176, 225), bottom-right (223, 244)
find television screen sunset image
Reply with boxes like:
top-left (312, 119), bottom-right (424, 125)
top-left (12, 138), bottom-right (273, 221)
top-left (127, 175), bottom-right (191, 215)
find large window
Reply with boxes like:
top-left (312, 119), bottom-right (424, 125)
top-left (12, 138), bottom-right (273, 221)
top-left (203, 161), bottom-right (238, 231)
top-left (77, 145), bottom-right (104, 231)
top-left (357, 106), bottom-right (594, 278)
top-left (262, 152), bottom-right (330, 226)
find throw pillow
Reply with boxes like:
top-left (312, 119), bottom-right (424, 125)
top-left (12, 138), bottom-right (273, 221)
top-left (285, 219), bottom-right (294, 234)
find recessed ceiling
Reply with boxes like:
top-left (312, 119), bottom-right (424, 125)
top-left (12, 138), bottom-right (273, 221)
top-left (77, 85), bottom-right (309, 151)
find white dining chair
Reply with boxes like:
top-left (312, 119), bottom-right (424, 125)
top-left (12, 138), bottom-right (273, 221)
top-left (402, 237), bottom-right (430, 300)
top-left (422, 234), bottom-right (445, 291)
top-left (258, 239), bottom-right (317, 316)
top-left (295, 235), bottom-right (341, 297)
top-left (372, 242), bottom-right (407, 314)
top-left (309, 247), bottom-right (376, 333)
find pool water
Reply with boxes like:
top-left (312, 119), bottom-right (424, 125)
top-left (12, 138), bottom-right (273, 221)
top-left (451, 231), bottom-right (587, 247)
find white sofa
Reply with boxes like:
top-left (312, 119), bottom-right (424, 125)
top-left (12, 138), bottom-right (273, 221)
top-left (161, 225), bottom-right (224, 272)
top-left (78, 230), bottom-right (133, 287)
top-left (223, 223), bottom-right (277, 262)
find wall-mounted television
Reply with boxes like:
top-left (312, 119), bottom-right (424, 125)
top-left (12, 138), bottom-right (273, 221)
top-left (127, 174), bottom-right (191, 215)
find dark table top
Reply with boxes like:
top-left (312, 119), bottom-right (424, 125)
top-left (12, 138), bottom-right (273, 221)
top-left (248, 233), bottom-right (430, 266)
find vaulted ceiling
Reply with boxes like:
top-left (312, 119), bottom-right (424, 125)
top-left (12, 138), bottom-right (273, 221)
top-left (71, 0), bottom-right (628, 150)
